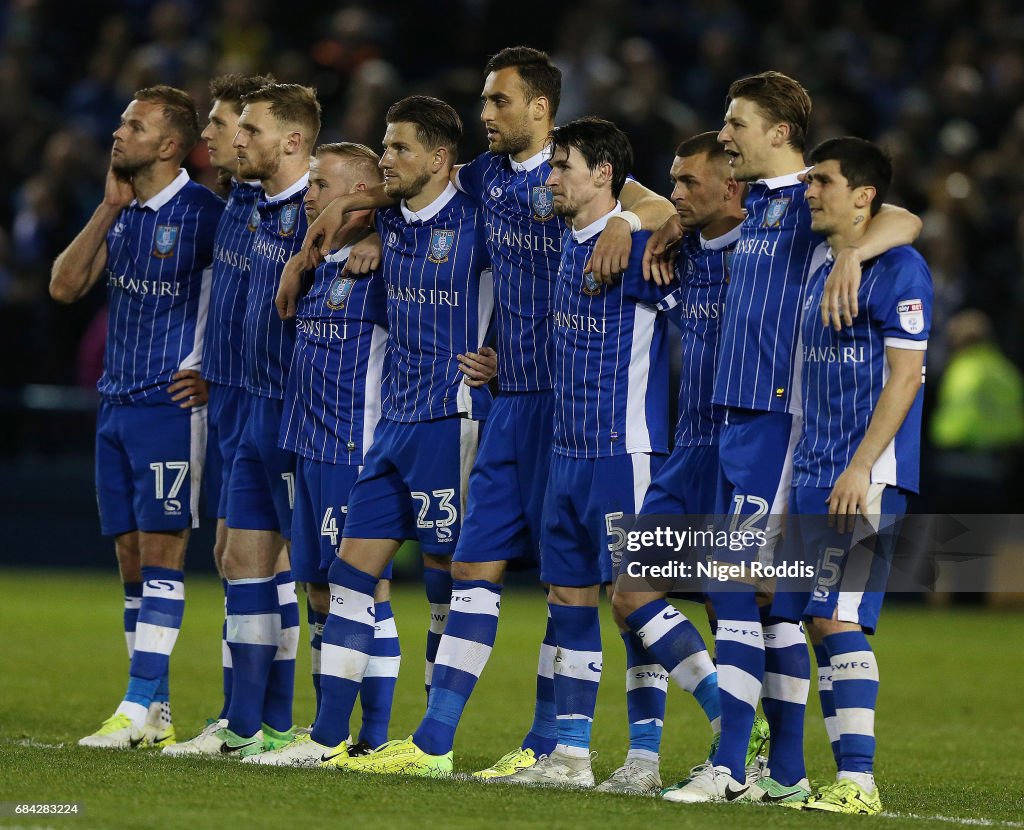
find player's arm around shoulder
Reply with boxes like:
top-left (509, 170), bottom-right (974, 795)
top-left (588, 179), bottom-right (676, 284)
top-left (621, 229), bottom-right (676, 305)
top-left (50, 168), bottom-right (134, 304)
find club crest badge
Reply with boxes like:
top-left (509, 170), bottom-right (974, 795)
top-left (247, 203), bottom-right (261, 232)
top-left (326, 275), bottom-right (356, 310)
top-left (531, 185), bottom-right (554, 221)
top-left (582, 272), bottom-right (602, 296)
top-left (763, 197), bottom-right (790, 228)
top-left (428, 228), bottom-right (455, 263)
top-left (279, 203), bottom-right (299, 237)
top-left (152, 224), bottom-right (179, 258)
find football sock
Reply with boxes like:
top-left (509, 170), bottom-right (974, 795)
top-left (310, 558), bottom-right (377, 748)
top-left (825, 630), bottom-right (878, 778)
top-left (422, 566), bottom-right (452, 695)
top-left (361, 600), bottom-right (401, 748)
top-left (308, 598), bottom-right (327, 717)
top-left (549, 603), bottom-right (602, 753)
top-left (621, 630), bottom-right (667, 756)
top-left (262, 570), bottom-right (299, 732)
top-left (123, 582), bottom-right (142, 658)
top-left (219, 579), bottom-right (232, 720)
top-left (762, 619), bottom-right (810, 786)
top-left (413, 580), bottom-right (501, 755)
top-left (224, 576), bottom-right (280, 739)
top-left (814, 642), bottom-right (841, 767)
top-left (520, 606), bottom-right (558, 756)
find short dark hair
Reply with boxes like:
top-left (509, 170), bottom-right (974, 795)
top-left (241, 83), bottom-right (322, 151)
top-left (484, 46), bottom-right (562, 118)
top-left (209, 73), bottom-right (277, 115)
top-left (808, 136), bottom-right (892, 215)
top-left (549, 117), bottom-right (633, 198)
top-left (727, 71), bottom-right (812, 152)
top-left (386, 95), bottom-right (462, 162)
top-left (134, 85), bottom-right (200, 159)
top-left (675, 130), bottom-right (729, 161)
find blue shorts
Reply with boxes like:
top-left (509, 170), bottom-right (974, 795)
top-left (95, 400), bottom-right (206, 536)
top-left (455, 391), bottom-right (553, 567)
top-left (771, 484), bottom-right (908, 633)
top-left (343, 417), bottom-right (479, 556)
top-left (540, 452), bottom-right (664, 588)
top-left (291, 457), bottom-right (394, 584)
top-left (641, 443), bottom-right (720, 516)
top-left (205, 383), bottom-right (250, 519)
top-left (225, 394), bottom-right (296, 538)
top-left (713, 407), bottom-right (801, 566)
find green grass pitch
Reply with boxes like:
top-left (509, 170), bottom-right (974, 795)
top-left (1, 568), bottom-right (1022, 829)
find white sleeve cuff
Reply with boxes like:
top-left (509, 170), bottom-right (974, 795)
top-left (884, 337), bottom-right (928, 351)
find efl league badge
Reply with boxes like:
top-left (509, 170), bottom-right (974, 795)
top-left (327, 275), bottom-right (356, 310)
top-left (531, 185), bottom-right (554, 221)
top-left (152, 224), bottom-right (179, 258)
top-left (279, 203), bottom-right (299, 237)
top-left (428, 228), bottom-right (455, 263)
top-left (582, 272), bottom-right (602, 296)
top-left (247, 203), bottom-right (261, 232)
top-left (763, 197), bottom-right (790, 228)
top-left (897, 299), bottom-right (925, 334)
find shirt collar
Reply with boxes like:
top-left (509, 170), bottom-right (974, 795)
top-left (135, 169), bottom-right (190, 210)
top-left (265, 172), bottom-right (309, 204)
top-left (699, 222), bottom-right (743, 251)
top-left (572, 202), bottom-right (621, 244)
top-left (401, 181), bottom-right (458, 223)
top-left (325, 244), bottom-right (355, 264)
top-left (510, 144), bottom-right (552, 173)
top-left (755, 167), bottom-right (811, 191)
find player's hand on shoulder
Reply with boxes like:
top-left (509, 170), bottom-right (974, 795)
top-left (643, 214), bottom-right (683, 286)
top-left (103, 167), bottom-right (135, 209)
top-left (302, 195), bottom-right (350, 258)
top-left (458, 346), bottom-right (497, 387)
top-left (827, 462), bottom-right (871, 534)
top-left (168, 369), bottom-right (208, 409)
top-left (587, 217), bottom-right (633, 285)
top-left (343, 232), bottom-right (382, 276)
top-left (821, 248), bottom-right (863, 331)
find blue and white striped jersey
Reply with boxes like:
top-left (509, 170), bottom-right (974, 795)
top-left (794, 245), bottom-right (932, 493)
top-left (714, 171), bottom-right (822, 414)
top-left (658, 224), bottom-right (738, 447)
top-left (375, 183), bottom-right (494, 423)
top-left (243, 173), bottom-right (309, 400)
top-left (99, 170), bottom-right (223, 404)
top-left (455, 147), bottom-right (562, 392)
top-left (202, 179), bottom-right (261, 387)
top-left (279, 246), bottom-right (388, 465)
top-left (552, 205), bottom-right (672, 458)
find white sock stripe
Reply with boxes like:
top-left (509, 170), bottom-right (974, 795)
top-left (226, 612), bottom-right (281, 646)
top-left (626, 664), bottom-right (669, 691)
top-left (817, 670), bottom-right (833, 688)
top-left (449, 587), bottom-right (501, 617)
top-left (125, 633), bottom-right (136, 658)
top-left (537, 643), bottom-right (556, 679)
top-left (273, 625), bottom-right (301, 660)
top-left (553, 648), bottom-right (603, 682)
top-left (329, 584), bottom-right (375, 626)
top-left (556, 714), bottom-right (594, 722)
top-left (320, 642), bottom-right (371, 681)
top-left (763, 622), bottom-right (806, 650)
top-left (636, 609), bottom-right (690, 648)
top-left (222, 639), bottom-right (233, 668)
top-left (133, 621), bottom-right (182, 656)
top-left (823, 715), bottom-right (839, 742)
top-left (276, 580), bottom-right (298, 607)
top-left (428, 604), bottom-right (450, 634)
top-left (831, 651), bottom-right (879, 681)
top-left (142, 579), bottom-right (185, 601)
top-left (124, 597), bottom-right (142, 610)
top-left (435, 633), bottom-right (493, 675)
top-left (762, 671), bottom-right (811, 705)
top-left (668, 651), bottom-right (717, 693)
top-left (310, 644), bottom-right (321, 675)
top-left (716, 619), bottom-right (765, 647)
top-left (836, 706), bottom-right (876, 736)
top-left (424, 660), bottom-right (434, 687)
top-left (364, 654), bottom-right (401, 679)
top-left (374, 616), bottom-right (398, 638)
top-left (718, 664), bottom-right (763, 709)
top-left (631, 717), bottom-right (664, 727)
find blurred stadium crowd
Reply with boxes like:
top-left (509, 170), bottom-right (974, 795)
top-left (1, 0), bottom-right (1022, 506)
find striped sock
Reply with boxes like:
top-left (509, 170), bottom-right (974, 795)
top-left (520, 608), bottom-right (558, 756)
top-left (117, 567), bottom-right (185, 729)
top-left (262, 571), bottom-right (299, 732)
top-left (310, 559), bottom-right (377, 748)
top-left (220, 579), bottom-right (232, 720)
top-left (123, 582), bottom-right (142, 658)
top-left (224, 577), bottom-right (280, 738)
top-left (825, 630), bottom-right (878, 780)
top-left (709, 589), bottom-right (764, 780)
top-left (814, 642), bottom-right (841, 766)
top-left (762, 619), bottom-right (810, 785)
top-left (360, 600), bottom-right (402, 748)
top-left (308, 599), bottom-right (326, 718)
top-left (622, 630), bottom-right (667, 758)
top-left (626, 600), bottom-right (720, 733)
top-left (413, 580), bottom-right (501, 755)
top-left (549, 603), bottom-right (602, 753)
top-left (422, 567), bottom-right (451, 695)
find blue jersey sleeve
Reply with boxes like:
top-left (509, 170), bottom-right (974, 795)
top-left (453, 154), bottom-right (488, 205)
top-left (621, 230), bottom-right (673, 306)
top-left (867, 248), bottom-right (933, 346)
